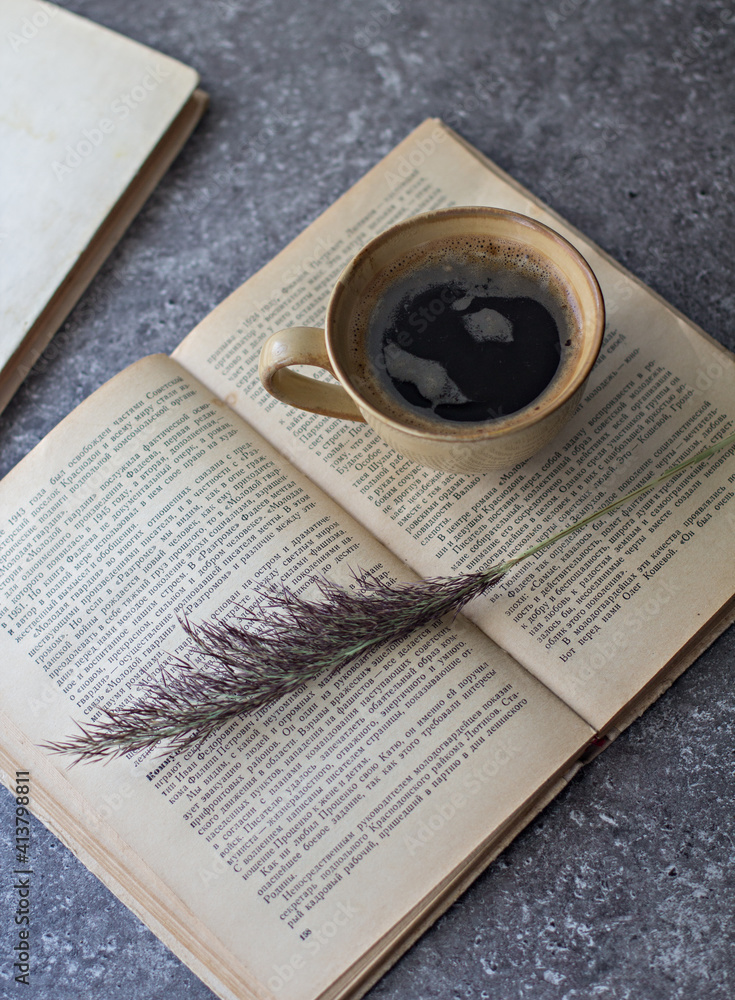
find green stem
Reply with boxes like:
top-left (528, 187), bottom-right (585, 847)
top-left (489, 429), bottom-right (735, 579)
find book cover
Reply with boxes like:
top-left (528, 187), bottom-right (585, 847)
top-left (0, 0), bottom-right (206, 413)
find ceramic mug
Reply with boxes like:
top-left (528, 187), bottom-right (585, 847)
top-left (258, 207), bottom-right (604, 473)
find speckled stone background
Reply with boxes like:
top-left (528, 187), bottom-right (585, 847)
top-left (1, 1), bottom-right (734, 998)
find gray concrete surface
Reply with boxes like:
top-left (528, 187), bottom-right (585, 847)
top-left (1, 0), bottom-right (734, 997)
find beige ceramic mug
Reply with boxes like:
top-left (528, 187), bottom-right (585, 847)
top-left (259, 207), bottom-right (604, 472)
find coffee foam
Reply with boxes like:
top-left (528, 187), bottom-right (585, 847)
top-left (342, 234), bottom-right (581, 432)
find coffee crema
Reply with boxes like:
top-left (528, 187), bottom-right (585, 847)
top-left (347, 235), bottom-right (577, 430)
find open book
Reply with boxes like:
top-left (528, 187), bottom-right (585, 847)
top-left (0, 0), bottom-right (207, 414)
top-left (1, 120), bottom-right (733, 1000)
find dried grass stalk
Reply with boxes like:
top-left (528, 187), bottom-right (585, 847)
top-left (46, 432), bottom-right (735, 763)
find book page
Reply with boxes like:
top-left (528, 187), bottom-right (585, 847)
top-left (174, 119), bottom-right (735, 731)
top-left (0, 356), bottom-right (591, 1000)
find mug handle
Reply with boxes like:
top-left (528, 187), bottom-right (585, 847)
top-left (258, 327), bottom-right (365, 422)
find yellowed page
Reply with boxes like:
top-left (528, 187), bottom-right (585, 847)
top-left (0, 356), bottom-right (591, 1000)
top-left (174, 119), bottom-right (735, 732)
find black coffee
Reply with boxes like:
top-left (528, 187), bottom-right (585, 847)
top-left (354, 239), bottom-right (572, 427)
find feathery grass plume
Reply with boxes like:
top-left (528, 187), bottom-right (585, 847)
top-left (44, 569), bottom-right (505, 764)
top-left (46, 431), bottom-right (735, 763)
